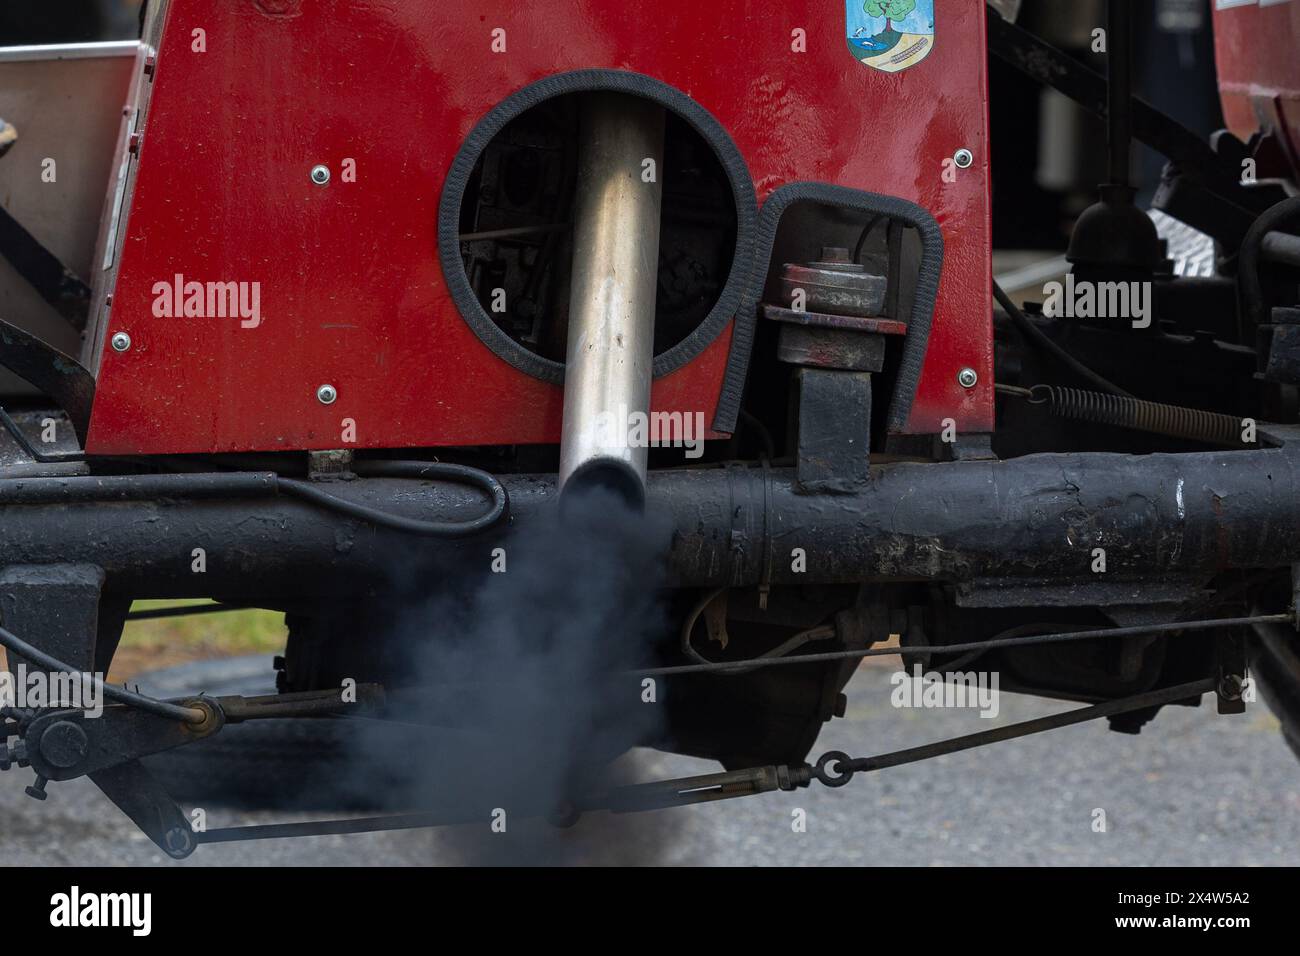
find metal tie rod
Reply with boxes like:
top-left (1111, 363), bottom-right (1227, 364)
top-left (191, 678), bottom-right (1219, 846)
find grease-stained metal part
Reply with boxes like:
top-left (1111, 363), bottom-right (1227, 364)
top-left (558, 92), bottom-right (664, 506)
top-left (768, 249), bottom-right (904, 488)
top-left (3, 437), bottom-right (1300, 595)
top-left (17, 685), bottom-right (382, 783)
top-left (766, 251), bottom-right (904, 370)
top-left (762, 304), bottom-right (907, 336)
top-left (307, 448), bottom-right (355, 478)
top-left (780, 248), bottom-right (888, 318)
top-left (215, 685), bottom-right (385, 723)
top-left (777, 325), bottom-right (887, 372)
top-left (24, 701), bottom-right (223, 782)
top-left (794, 368), bottom-right (872, 492)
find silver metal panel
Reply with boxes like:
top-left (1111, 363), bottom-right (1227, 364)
top-left (0, 42), bottom-right (140, 393)
top-left (0, 41), bottom-right (139, 63)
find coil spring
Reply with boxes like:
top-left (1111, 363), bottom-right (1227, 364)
top-left (1030, 385), bottom-right (1249, 447)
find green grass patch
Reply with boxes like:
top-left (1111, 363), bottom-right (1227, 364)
top-left (121, 600), bottom-right (287, 656)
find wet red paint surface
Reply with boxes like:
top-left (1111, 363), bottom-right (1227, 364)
top-left (1214, 0), bottom-right (1300, 178)
top-left (88, 0), bottom-right (992, 454)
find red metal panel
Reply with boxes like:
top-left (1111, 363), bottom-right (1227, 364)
top-left (86, 0), bottom-right (992, 455)
top-left (1213, 0), bottom-right (1300, 177)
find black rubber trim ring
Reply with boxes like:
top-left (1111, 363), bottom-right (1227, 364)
top-left (712, 183), bottom-right (945, 434)
top-left (438, 69), bottom-right (758, 385)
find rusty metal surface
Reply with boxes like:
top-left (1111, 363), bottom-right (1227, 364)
top-left (777, 324), bottom-right (886, 372)
top-left (763, 304), bottom-right (907, 336)
top-left (779, 258), bottom-right (888, 318)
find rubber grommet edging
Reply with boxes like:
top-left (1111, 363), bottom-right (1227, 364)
top-left (438, 69), bottom-right (758, 385)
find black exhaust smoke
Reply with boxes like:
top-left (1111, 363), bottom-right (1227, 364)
top-left (332, 486), bottom-right (678, 862)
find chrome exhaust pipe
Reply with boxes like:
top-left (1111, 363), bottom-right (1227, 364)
top-left (557, 93), bottom-right (665, 508)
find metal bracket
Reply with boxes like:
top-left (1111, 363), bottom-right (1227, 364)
top-left (0, 563), bottom-right (195, 857)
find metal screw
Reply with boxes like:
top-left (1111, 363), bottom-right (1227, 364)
top-left (957, 367), bottom-right (978, 389)
top-left (310, 164), bottom-right (330, 185)
top-left (953, 148), bottom-right (974, 169)
top-left (110, 331), bottom-right (131, 352)
top-left (316, 383), bottom-right (338, 405)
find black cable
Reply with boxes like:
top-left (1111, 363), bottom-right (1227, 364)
top-left (992, 278), bottom-right (1132, 397)
top-left (0, 623), bottom-right (205, 723)
top-left (277, 460), bottom-right (507, 537)
top-left (0, 442), bottom-right (509, 537)
top-left (633, 612), bottom-right (1293, 678)
top-left (852, 215), bottom-right (881, 264)
top-left (1238, 194), bottom-right (1300, 339)
top-left (819, 678), bottom-right (1216, 783)
top-left (737, 409), bottom-right (776, 460)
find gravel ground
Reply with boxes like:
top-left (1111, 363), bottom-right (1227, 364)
top-left (3, 660), bottom-right (1298, 866)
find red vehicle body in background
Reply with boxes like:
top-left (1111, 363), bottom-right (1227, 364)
top-left (1213, 0), bottom-right (1300, 179)
top-left (84, 0), bottom-right (994, 455)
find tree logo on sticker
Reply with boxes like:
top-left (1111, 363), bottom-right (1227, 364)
top-left (847, 0), bottom-right (935, 73)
